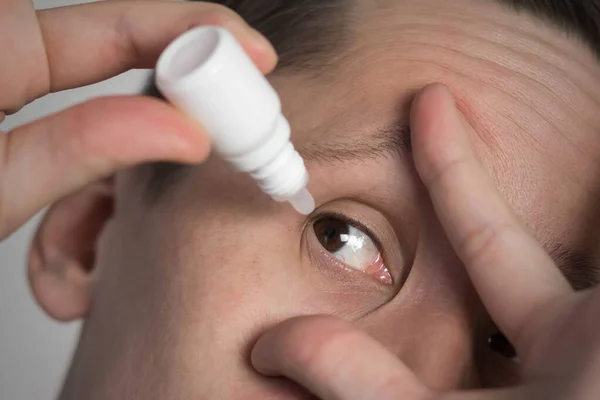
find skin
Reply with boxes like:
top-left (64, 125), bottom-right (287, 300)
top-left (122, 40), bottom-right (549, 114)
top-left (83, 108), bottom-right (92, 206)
top-left (251, 83), bottom-right (600, 400)
top-left (4, 0), bottom-right (599, 399)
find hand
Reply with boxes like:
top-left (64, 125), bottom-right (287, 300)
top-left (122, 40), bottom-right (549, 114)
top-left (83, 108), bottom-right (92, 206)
top-left (0, 0), bottom-right (277, 239)
top-left (251, 84), bottom-right (599, 399)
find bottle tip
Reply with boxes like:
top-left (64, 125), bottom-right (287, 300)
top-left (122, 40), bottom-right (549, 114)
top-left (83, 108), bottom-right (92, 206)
top-left (287, 188), bottom-right (315, 215)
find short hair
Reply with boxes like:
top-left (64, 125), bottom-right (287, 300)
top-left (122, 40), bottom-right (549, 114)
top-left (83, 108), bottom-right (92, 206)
top-left (142, 0), bottom-right (600, 200)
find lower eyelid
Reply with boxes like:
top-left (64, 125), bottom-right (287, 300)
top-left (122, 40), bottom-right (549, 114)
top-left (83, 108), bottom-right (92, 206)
top-left (330, 230), bottom-right (392, 284)
top-left (341, 251), bottom-right (393, 285)
top-left (364, 255), bottom-right (393, 285)
top-left (311, 236), bottom-right (394, 286)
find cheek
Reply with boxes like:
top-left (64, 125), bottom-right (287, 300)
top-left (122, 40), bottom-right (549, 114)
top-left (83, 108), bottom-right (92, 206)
top-left (148, 205), bottom-right (398, 384)
top-left (163, 158), bottom-right (401, 315)
top-left (92, 193), bottom-right (325, 396)
top-left (162, 202), bottom-right (395, 325)
top-left (92, 161), bottom-right (413, 395)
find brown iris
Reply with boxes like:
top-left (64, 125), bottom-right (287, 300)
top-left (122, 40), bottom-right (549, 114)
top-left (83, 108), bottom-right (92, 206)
top-left (313, 217), bottom-right (350, 253)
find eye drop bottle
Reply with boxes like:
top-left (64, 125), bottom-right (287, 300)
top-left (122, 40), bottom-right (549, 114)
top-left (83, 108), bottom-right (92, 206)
top-left (155, 26), bottom-right (315, 215)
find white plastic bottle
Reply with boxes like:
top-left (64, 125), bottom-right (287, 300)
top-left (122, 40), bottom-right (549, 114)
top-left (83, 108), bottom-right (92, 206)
top-left (155, 26), bottom-right (315, 215)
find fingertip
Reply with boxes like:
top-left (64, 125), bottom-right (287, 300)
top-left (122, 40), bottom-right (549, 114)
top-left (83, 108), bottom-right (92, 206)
top-left (218, 13), bottom-right (278, 74)
top-left (240, 30), bottom-right (279, 74)
top-left (68, 95), bottom-right (212, 166)
top-left (412, 83), bottom-right (455, 113)
top-left (410, 83), bottom-right (472, 186)
top-left (258, 46), bottom-right (279, 75)
top-left (252, 316), bottom-right (429, 400)
top-left (410, 83), bottom-right (459, 142)
top-left (248, 29), bottom-right (279, 72)
top-left (251, 315), bottom-right (351, 376)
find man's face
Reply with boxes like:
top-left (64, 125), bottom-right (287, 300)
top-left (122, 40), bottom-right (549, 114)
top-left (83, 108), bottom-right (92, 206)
top-left (61, 0), bottom-right (600, 398)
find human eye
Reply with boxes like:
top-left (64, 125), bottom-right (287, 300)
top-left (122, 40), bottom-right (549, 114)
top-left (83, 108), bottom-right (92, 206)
top-left (312, 213), bottom-right (392, 285)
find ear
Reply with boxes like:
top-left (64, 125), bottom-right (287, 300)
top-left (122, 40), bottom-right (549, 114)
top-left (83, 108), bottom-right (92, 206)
top-left (28, 179), bottom-right (114, 322)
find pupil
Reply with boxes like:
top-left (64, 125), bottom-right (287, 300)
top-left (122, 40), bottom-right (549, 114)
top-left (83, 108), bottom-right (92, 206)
top-left (313, 217), bottom-right (350, 252)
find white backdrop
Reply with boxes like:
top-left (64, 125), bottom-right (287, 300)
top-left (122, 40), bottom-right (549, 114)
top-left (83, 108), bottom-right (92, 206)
top-left (0, 1), bottom-right (152, 398)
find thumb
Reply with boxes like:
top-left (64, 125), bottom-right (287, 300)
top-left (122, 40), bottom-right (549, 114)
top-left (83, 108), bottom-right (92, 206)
top-left (0, 95), bottom-right (209, 239)
top-left (252, 316), bottom-right (432, 400)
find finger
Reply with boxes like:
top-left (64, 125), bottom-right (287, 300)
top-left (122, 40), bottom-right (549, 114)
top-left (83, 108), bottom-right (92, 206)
top-left (0, 0), bottom-right (47, 114)
top-left (410, 84), bottom-right (572, 350)
top-left (252, 316), bottom-right (432, 400)
top-left (0, 95), bottom-right (209, 239)
top-left (1, 0), bottom-right (277, 112)
top-left (38, 1), bottom-right (277, 90)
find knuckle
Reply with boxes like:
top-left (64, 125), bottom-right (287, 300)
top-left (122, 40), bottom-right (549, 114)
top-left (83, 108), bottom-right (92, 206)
top-left (2, 95), bottom-right (28, 117)
top-left (0, 137), bottom-right (15, 241)
top-left (112, 6), bottom-right (142, 70)
top-left (422, 156), bottom-right (466, 191)
top-left (457, 221), bottom-right (514, 267)
top-left (1, 4), bottom-right (50, 111)
top-left (58, 100), bottom-right (114, 175)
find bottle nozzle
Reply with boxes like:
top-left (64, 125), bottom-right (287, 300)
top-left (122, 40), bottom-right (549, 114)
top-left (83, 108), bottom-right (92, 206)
top-left (286, 188), bottom-right (315, 215)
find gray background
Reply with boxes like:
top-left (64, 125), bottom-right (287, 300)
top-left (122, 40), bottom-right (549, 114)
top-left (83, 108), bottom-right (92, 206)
top-left (0, 1), bottom-right (152, 398)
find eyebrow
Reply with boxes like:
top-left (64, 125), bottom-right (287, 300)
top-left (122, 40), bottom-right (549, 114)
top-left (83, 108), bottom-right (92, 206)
top-left (300, 122), bottom-right (412, 164)
top-left (549, 243), bottom-right (600, 291)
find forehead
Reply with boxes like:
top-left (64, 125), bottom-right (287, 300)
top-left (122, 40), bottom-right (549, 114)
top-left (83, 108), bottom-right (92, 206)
top-left (271, 0), bottom-right (600, 249)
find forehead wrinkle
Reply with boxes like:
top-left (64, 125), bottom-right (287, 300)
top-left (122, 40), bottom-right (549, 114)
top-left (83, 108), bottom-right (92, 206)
top-left (457, 73), bottom-right (600, 194)
top-left (449, 55), bottom-right (600, 169)
top-left (395, 22), bottom-right (600, 112)
top-left (341, 36), bottom-right (600, 168)
top-left (371, 0), bottom-right (594, 65)
top-left (374, 0), bottom-right (596, 72)
top-left (341, 1), bottom-right (600, 124)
